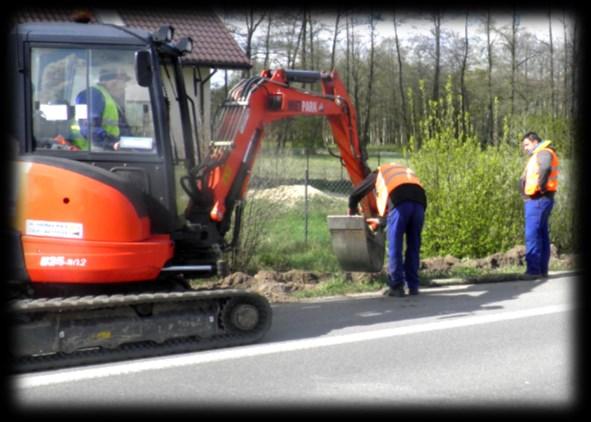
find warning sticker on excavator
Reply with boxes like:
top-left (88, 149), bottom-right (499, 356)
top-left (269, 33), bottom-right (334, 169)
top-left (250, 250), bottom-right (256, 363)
top-left (26, 219), bottom-right (83, 239)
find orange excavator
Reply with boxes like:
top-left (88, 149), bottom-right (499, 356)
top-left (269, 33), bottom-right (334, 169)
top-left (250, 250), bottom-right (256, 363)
top-left (8, 22), bottom-right (384, 372)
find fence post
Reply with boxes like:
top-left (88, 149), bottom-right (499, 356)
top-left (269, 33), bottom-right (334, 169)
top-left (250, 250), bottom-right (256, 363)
top-left (304, 147), bottom-right (309, 245)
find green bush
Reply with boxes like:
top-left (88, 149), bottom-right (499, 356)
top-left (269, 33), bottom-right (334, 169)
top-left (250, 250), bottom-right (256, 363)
top-left (406, 78), bottom-right (576, 258)
top-left (410, 138), bottom-right (524, 258)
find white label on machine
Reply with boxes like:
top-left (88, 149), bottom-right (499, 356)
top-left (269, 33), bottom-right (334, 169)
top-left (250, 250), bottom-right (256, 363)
top-left (119, 136), bottom-right (154, 150)
top-left (39, 104), bottom-right (68, 121)
top-left (26, 220), bottom-right (83, 239)
top-left (39, 256), bottom-right (87, 267)
top-left (75, 104), bottom-right (88, 120)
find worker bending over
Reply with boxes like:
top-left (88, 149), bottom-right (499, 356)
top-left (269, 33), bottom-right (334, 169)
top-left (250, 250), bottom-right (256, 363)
top-left (349, 163), bottom-right (427, 297)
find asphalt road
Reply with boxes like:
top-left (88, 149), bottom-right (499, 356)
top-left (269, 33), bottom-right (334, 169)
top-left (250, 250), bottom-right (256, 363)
top-left (11, 274), bottom-right (579, 413)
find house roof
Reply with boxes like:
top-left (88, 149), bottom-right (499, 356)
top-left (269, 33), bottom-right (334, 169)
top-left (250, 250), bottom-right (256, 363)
top-left (11, 8), bottom-right (251, 69)
top-left (12, 8), bottom-right (98, 24)
top-left (117, 10), bottom-right (251, 69)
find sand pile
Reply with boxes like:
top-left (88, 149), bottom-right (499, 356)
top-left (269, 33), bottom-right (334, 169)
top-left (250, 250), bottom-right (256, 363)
top-left (248, 185), bottom-right (346, 208)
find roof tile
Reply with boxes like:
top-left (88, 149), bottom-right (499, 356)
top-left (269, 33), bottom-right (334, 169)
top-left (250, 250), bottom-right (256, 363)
top-left (12, 8), bottom-right (97, 24)
top-left (11, 8), bottom-right (250, 69)
top-left (118, 9), bottom-right (250, 69)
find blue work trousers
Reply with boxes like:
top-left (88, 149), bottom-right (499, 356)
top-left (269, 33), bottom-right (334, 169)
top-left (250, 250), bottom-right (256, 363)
top-left (387, 201), bottom-right (425, 291)
top-left (524, 197), bottom-right (554, 276)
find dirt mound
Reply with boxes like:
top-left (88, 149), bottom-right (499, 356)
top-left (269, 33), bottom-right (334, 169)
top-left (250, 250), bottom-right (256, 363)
top-left (420, 244), bottom-right (573, 272)
top-left (202, 244), bottom-right (577, 303)
top-left (214, 269), bottom-right (326, 303)
top-left (248, 185), bottom-right (346, 207)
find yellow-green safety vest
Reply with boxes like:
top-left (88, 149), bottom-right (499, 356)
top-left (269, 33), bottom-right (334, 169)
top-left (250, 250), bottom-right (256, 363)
top-left (70, 84), bottom-right (120, 149)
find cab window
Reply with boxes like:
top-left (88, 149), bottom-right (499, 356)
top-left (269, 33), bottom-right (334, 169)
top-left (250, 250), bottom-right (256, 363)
top-left (31, 47), bottom-right (156, 153)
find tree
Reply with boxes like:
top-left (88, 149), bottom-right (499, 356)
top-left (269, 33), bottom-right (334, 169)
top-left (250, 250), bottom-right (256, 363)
top-left (548, 9), bottom-right (556, 117)
top-left (561, 10), bottom-right (569, 117)
top-left (243, 9), bottom-right (266, 77)
top-left (460, 11), bottom-right (469, 141)
top-left (262, 14), bottom-right (273, 69)
top-left (485, 11), bottom-right (496, 146)
top-left (330, 11), bottom-right (342, 70)
top-left (393, 10), bottom-right (409, 146)
top-left (362, 13), bottom-right (377, 146)
top-left (432, 11), bottom-right (441, 102)
top-left (510, 10), bottom-right (518, 123)
top-left (571, 15), bottom-right (578, 119)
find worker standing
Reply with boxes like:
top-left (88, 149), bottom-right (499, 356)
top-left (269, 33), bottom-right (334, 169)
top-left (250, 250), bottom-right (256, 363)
top-left (519, 132), bottom-right (559, 277)
top-left (348, 163), bottom-right (427, 297)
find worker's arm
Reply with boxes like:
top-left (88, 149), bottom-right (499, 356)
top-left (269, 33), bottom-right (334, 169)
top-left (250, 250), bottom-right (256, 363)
top-left (348, 171), bottom-right (378, 215)
top-left (536, 150), bottom-right (552, 193)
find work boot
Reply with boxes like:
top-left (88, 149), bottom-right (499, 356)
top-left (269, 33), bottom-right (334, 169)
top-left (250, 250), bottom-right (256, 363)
top-left (408, 288), bottom-right (420, 296)
top-left (384, 284), bottom-right (406, 297)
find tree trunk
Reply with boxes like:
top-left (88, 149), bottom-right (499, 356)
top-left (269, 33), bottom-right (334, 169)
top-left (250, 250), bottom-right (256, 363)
top-left (460, 11), bottom-right (469, 141)
top-left (288, 14), bottom-right (304, 68)
top-left (548, 10), bottom-right (556, 118)
top-left (432, 11), bottom-right (441, 102)
top-left (345, 13), bottom-right (351, 93)
top-left (486, 11), bottom-right (495, 146)
top-left (263, 15), bottom-right (272, 69)
top-left (362, 14), bottom-right (376, 146)
top-left (300, 10), bottom-right (307, 70)
top-left (510, 10), bottom-right (517, 123)
top-left (571, 16), bottom-right (577, 119)
top-left (562, 10), bottom-right (569, 117)
top-left (308, 11), bottom-right (315, 70)
top-left (243, 10), bottom-right (266, 78)
top-left (524, 42), bottom-right (529, 114)
top-left (330, 11), bottom-right (341, 70)
top-left (393, 11), bottom-right (409, 146)
top-left (350, 17), bottom-right (360, 115)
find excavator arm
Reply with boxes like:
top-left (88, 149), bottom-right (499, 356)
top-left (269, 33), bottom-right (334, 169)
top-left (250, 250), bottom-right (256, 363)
top-left (184, 68), bottom-right (384, 272)
top-left (187, 68), bottom-right (378, 229)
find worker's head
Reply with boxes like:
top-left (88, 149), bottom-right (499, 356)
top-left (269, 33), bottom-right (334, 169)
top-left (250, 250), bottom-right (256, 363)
top-left (99, 67), bottom-right (130, 94)
top-left (521, 131), bottom-right (542, 156)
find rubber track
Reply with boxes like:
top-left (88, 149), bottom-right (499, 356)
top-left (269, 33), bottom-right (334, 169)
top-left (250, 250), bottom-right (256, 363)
top-left (10, 288), bottom-right (272, 373)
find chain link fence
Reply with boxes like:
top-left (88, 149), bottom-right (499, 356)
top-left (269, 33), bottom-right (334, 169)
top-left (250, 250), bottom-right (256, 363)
top-left (230, 146), bottom-right (400, 272)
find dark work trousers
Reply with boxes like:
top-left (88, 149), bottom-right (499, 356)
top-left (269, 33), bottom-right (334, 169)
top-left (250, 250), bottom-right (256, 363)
top-left (386, 200), bottom-right (425, 291)
top-left (524, 197), bottom-right (554, 276)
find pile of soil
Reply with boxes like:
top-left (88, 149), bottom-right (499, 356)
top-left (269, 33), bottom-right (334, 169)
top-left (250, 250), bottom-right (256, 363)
top-left (209, 269), bottom-right (328, 303)
top-left (199, 245), bottom-right (578, 303)
top-left (420, 244), bottom-right (577, 272)
top-left (248, 185), bottom-right (346, 208)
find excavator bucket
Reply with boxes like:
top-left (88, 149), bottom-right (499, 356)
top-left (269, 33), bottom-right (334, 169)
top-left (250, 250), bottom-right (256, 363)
top-left (327, 215), bottom-right (385, 272)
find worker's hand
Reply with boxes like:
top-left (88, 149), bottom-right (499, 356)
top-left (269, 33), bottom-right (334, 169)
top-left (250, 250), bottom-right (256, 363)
top-left (348, 208), bottom-right (359, 216)
top-left (366, 218), bottom-right (380, 232)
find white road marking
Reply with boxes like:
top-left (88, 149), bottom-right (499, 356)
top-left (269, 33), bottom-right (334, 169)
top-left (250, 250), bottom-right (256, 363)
top-left (14, 304), bottom-right (572, 389)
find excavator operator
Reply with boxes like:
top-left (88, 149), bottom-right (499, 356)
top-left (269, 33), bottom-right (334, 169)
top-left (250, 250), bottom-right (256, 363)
top-left (71, 67), bottom-right (132, 151)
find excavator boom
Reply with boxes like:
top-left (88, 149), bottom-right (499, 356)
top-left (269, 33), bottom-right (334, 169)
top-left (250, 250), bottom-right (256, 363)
top-left (184, 67), bottom-right (385, 272)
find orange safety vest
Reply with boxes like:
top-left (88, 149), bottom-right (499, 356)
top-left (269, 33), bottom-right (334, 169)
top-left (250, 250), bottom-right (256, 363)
top-left (523, 140), bottom-right (559, 196)
top-left (375, 163), bottom-right (423, 216)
